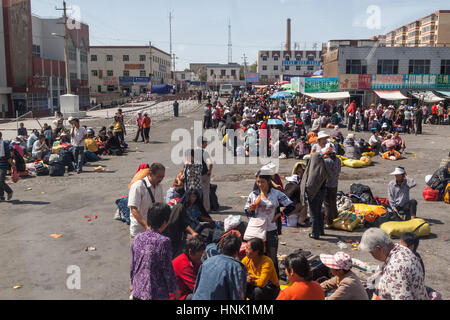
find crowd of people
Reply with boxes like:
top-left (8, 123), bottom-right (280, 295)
top-left (124, 85), bottom-right (450, 301)
top-left (0, 109), bottom-right (131, 201)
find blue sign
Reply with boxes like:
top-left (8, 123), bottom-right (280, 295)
top-left (119, 77), bottom-right (134, 84)
top-left (159, 64), bottom-right (167, 72)
top-left (246, 73), bottom-right (260, 83)
top-left (119, 77), bottom-right (150, 84)
top-left (283, 60), bottom-right (321, 66)
top-left (134, 77), bottom-right (150, 83)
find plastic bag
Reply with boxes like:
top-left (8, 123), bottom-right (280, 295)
top-left (224, 215), bottom-right (241, 233)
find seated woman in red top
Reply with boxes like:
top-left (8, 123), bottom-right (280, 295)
top-left (276, 252), bottom-right (325, 300)
top-left (171, 237), bottom-right (206, 300)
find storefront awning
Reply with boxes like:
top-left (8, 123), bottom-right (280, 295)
top-left (373, 90), bottom-right (408, 101)
top-left (436, 91), bottom-right (450, 99)
top-left (303, 91), bottom-right (350, 100)
top-left (410, 91), bottom-right (445, 103)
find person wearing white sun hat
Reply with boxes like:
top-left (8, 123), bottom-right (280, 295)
top-left (310, 131), bottom-right (329, 155)
top-left (319, 252), bottom-right (368, 300)
top-left (388, 167), bottom-right (417, 220)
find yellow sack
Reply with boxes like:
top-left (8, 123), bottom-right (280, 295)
top-left (332, 212), bottom-right (363, 232)
top-left (360, 156), bottom-right (372, 166)
top-left (337, 155), bottom-right (348, 167)
top-left (52, 144), bottom-right (65, 154)
top-left (444, 183), bottom-right (450, 204)
top-left (343, 159), bottom-right (366, 168)
top-left (380, 218), bottom-right (430, 238)
top-left (362, 152), bottom-right (375, 158)
top-left (353, 204), bottom-right (386, 223)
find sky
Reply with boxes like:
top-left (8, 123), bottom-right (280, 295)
top-left (31, 0), bottom-right (449, 70)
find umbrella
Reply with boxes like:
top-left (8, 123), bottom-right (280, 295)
top-left (268, 119), bottom-right (285, 126)
top-left (240, 85), bottom-right (246, 89)
top-left (313, 70), bottom-right (323, 77)
top-left (285, 89), bottom-right (298, 95)
top-left (278, 81), bottom-right (290, 85)
top-left (270, 91), bottom-right (293, 99)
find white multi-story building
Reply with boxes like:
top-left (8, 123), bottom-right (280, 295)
top-left (0, 8), bottom-right (12, 116)
top-left (257, 50), bottom-right (322, 83)
top-left (205, 63), bottom-right (242, 89)
top-left (31, 15), bottom-right (90, 112)
top-left (89, 46), bottom-right (172, 95)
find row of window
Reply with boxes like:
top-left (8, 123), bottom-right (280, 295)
top-left (261, 65), bottom-right (315, 71)
top-left (261, 55), bottom-right (317, 61)
top-left (345, 59), bottom-right (450, 74)
top-left (91, 54), bottom-right (170, 66)
top-left (209, 69), bottom-right (237, 76)
top-left (91, 70), bottom-right (148, 77)
top-left (90, 70), bottom-right (169, 79)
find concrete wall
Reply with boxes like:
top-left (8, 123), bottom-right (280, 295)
top-left (437, 12), bottom-right (450, 46)
top-left (4, 0), bottom-right (33, 87)
top-left (0, 5), bottom-right (9, 90)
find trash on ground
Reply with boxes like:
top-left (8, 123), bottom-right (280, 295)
top-left (13, 285), bottom-right (21, 289)
top-left (337, 241), bottom-right (348, 249)
top-left (280, 242), bottom-right (287, 246)
top-left (50, 234), bottom-right (62, 239)
top-left (85, 246), bottom-right (97, 252)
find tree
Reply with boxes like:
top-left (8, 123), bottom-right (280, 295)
top-left (249, 62), bottom-right (257, 73)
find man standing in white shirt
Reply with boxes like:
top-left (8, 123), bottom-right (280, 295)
top-left (70, 118), bottom-right (87, 174)
top-left (128, 163), bottom-right (165, 243)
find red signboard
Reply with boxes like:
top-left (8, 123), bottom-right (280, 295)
top-left (358, 74), bottom-right (372, 90)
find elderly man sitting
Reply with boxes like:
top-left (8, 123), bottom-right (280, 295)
top-left (343, 134), bottom-right (361, 160)
top-left (388, 167), bottom-right (417, 220)
top-left (359, 228), bottom-right (429, 300)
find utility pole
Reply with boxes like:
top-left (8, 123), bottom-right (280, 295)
top-left (56, 1), bottom-right (71, 95)
top-left (242, 54), bottom-right (248, 84)
top-left (169, 11), bottom-right (174, 83)
top-left (228, 19), bottom-right (232, 64)
top-left (149, 41), bottom-right (152, 88)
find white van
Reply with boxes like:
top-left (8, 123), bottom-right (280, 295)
top-left (219, 84), bottom-right (233, 97)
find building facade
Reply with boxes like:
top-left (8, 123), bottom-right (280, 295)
top-left (89, 46), bottom-right (171, 96)
top-left (32, 15), bottom-right (90, 112)
top-left (323, 46), bottom-right (450, 105)
top-left (384, 10), bottom-right (450, 47)
top-left (1, 0), bottom-right (89, 117)
top-left (205, 63), bottom-right (242, 89)
top-left (257, 50), bottom-right (322, 83)
top-left (0, 5), bottom-right (12, 117)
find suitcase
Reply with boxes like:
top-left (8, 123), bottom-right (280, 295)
top-left (423, 186), bottom-right (442, 201)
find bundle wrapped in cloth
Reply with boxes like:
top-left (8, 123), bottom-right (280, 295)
top-left (332, 211), bottom-right (363, 232)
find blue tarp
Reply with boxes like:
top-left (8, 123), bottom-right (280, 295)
top-left (151, 84), bottom-right (171, 94)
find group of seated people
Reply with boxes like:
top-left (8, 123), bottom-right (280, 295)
top-left (131, 199), bottom-right (437, 300)
top-left (6, 120), bottom-right (129, 176)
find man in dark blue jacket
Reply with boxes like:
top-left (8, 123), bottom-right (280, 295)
top-left (0, 131), bottom-right (13, 201)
